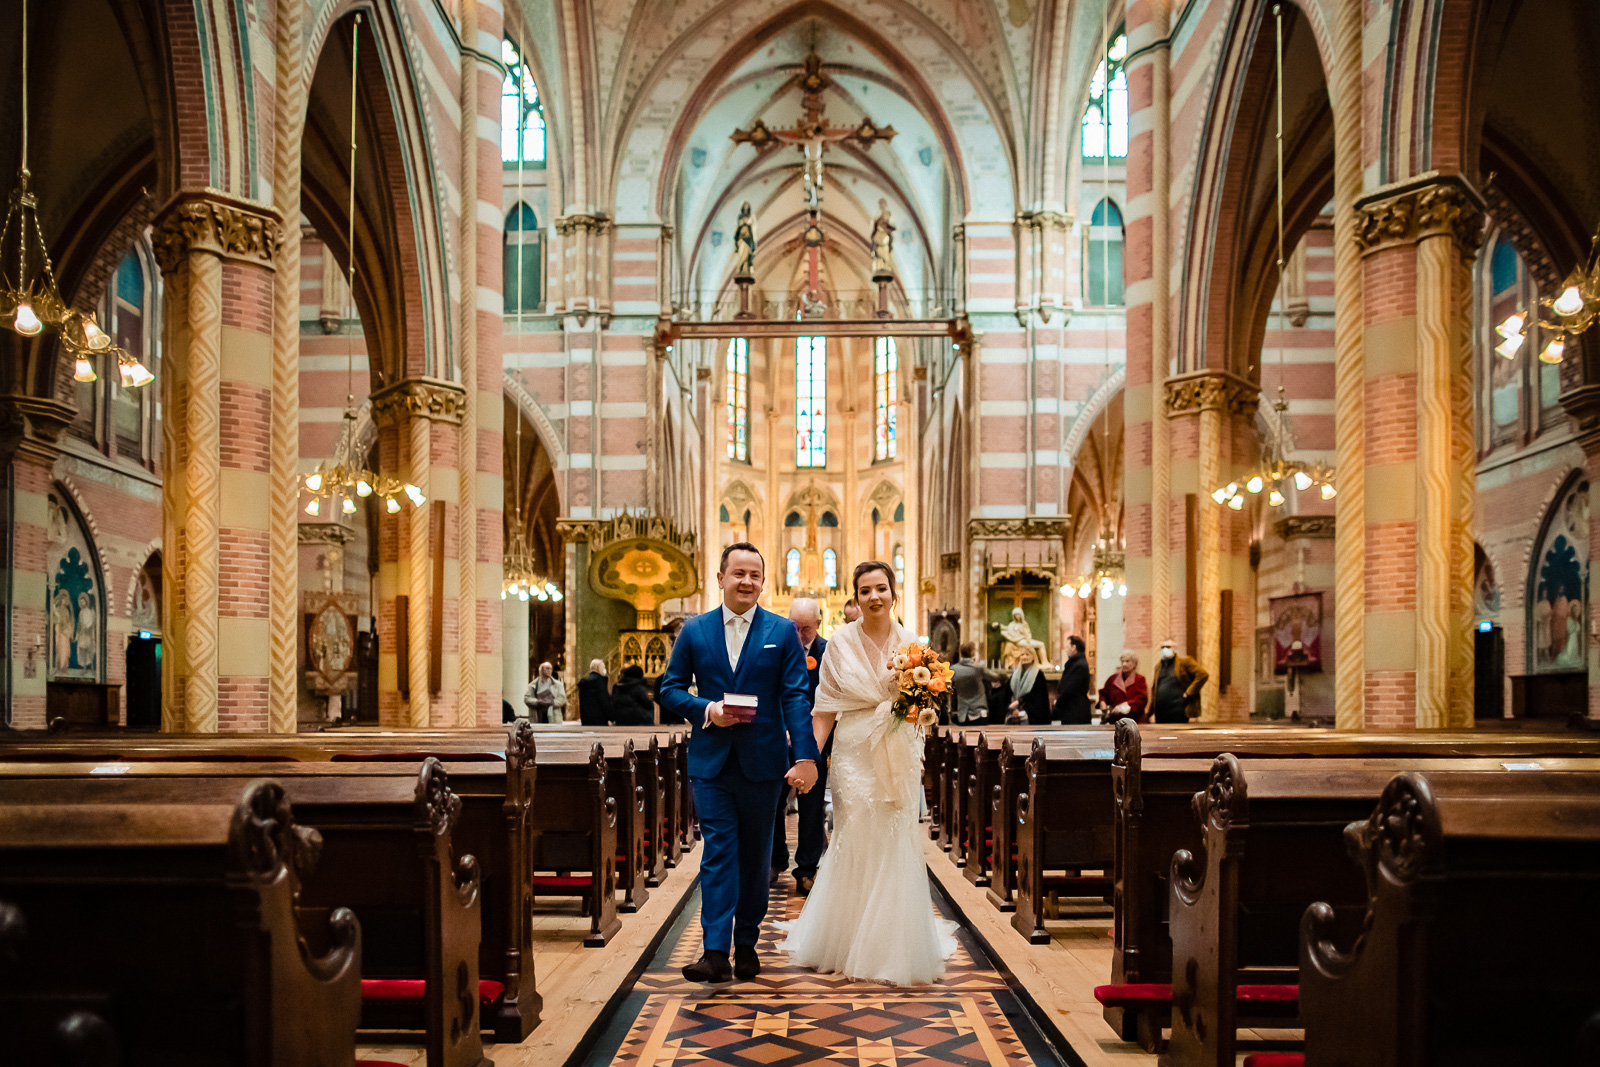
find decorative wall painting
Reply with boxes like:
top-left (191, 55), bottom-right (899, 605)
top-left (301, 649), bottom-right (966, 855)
top-left (46, 490), bottom-right (103, 682)
top-left (1269, 592), bottom-right (1322, 674)
top-left (1532, 477), bottom-right (1589, 673)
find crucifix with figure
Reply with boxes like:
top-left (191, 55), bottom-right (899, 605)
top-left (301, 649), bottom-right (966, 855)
top-left (730, 50), bottom-right (896, 308)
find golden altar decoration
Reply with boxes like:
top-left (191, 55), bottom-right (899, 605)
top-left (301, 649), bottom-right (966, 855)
top-left (586, 513), bottom-right (700, 630)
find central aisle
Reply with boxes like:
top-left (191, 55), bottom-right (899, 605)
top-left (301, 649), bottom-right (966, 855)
top-left (582, 866), bottom-right (1078, 1067)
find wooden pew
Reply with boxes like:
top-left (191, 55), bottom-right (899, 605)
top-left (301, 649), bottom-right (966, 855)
top-left (0, 778), bottom-right (363, 1066)
top-left (524, 741), bottom-right (622, 947)
top-left (537, 735), bottom-right (649, 913)
top-left (1298, 768), bottom-right (1600, 1067)
top-left (1104, 721), bottom-right (1600, 1050)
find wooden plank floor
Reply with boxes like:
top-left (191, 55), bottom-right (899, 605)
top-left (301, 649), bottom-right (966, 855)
top-left (359, 842), bottom-right (703, 1067)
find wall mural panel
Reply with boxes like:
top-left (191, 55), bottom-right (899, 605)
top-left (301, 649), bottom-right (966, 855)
top-left (1532, 477), bottom-right (1590, 674)
top-left (46, 490), bottom-right (104, 682)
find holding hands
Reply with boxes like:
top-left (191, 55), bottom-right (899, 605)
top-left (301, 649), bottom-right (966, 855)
top-left (786, 761), bottom-right (818, 794)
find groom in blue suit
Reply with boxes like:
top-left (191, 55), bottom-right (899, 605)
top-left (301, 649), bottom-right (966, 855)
top-left (659, 542), bottom-right (820, 982)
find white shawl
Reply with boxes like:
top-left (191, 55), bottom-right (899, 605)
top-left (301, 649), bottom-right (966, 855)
top-left (814, 618), bottom-right (920, 807)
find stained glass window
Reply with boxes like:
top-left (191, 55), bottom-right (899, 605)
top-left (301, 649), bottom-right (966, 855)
top-left (1086, 198), bottom-right (1125, 306)
top-left (504, 203), bottom-right (542, 314)
top-left (824, 549), bottom-right (838, 588)
top-left (786, 549), bottom-right (801, 588)
top-left (726, 337), bottom-right (749, 461)
top-left (1082, 32), bottom-right (1128, 161)
top-left (874, 337), bottom-right (898, 461)
top-left (796, 335), bottom-right (827, 467)
top-left (501, 37), bottom-right (545, 164)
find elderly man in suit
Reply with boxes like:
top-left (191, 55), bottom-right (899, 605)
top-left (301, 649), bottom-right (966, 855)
top-left (771, 597), bottom-right (829, 894)
top-left (659, 543), bottom-right (819, 983)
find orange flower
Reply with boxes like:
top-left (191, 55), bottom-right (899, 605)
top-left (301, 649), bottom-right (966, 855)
top-left (806, 655), bottom-right (818, 670)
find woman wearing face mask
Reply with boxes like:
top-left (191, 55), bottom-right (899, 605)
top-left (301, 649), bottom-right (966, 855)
top-left (1097, 650), bottom-right (1148, 723)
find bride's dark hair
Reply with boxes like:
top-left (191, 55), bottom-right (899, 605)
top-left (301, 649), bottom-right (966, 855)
top-left (851, 560), bottom-right (897, 603)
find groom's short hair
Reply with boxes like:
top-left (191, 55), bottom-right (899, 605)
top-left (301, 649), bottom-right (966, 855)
top-left (719, 541), bottom-right (764, 574)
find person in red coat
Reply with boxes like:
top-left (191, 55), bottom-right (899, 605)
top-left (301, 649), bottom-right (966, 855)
top-left (1098, 650), bottom-right (1149, 723)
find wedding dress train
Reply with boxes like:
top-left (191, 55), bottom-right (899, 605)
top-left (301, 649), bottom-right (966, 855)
top-left (776, 619), bottom-right (958, 984)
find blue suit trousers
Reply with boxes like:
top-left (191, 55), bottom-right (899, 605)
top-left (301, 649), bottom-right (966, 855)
top-left (692, 757), bottom-right (785, 952)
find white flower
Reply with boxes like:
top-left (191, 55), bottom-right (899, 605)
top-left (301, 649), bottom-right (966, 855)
top-left (893, 654), bottom-right (910, 670)
top-left (912, 665), bottom-right (932, 685)
top-left (918, 708), bottom-right (939, 726)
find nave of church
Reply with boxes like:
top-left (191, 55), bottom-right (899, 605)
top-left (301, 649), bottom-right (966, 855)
top-left (3, 0), bottom-right (1600, 1062)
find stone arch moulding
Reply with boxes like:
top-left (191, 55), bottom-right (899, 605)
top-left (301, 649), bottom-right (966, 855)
top-left (1176, 0), bottom-right (1339, 379)
top-left (1061, 365), bottom-right (1125, 471)
top-left (125, 543), bottom-right (164, 628)
top-left (504, 371), bottom-right (567, 497)
top-left (45, 480), bottom-right (109, 684)
top-left (621, 0), bottom-right (1018, 226)
top-left (304, 0), bottom-right (454, 382)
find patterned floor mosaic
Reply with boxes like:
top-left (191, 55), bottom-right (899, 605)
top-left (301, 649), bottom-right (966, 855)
top-left (583, 828), bottom-right (1073, 1067)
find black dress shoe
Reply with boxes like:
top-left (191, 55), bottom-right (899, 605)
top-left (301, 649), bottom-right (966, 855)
top-left (769, 865), bottom-right (784, 887)
top-left (682, 950), bottom-right (732, 983)
top-left (733, 945), bottom-right (761, 980)
top-left (795, 874), bottom-right (815, 896)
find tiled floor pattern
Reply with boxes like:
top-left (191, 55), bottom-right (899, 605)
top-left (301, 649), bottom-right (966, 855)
top-left (585, 851), bottom-right (1073, 1067)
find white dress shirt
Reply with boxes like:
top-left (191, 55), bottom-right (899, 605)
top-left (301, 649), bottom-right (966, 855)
top-left (722, 602), bottom-right (757, 670)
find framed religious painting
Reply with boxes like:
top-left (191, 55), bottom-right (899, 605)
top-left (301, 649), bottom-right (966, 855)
top-left (1531, 475), bottom-right (1590, 674)
top-left (1268, 592), bottom-right (1322, 674)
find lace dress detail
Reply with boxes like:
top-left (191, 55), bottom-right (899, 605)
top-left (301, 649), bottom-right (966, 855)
top-left (775, 620), bottom-right (959, 984)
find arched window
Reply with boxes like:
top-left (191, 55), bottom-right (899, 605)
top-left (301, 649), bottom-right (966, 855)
top-left (785, 511), bottom-right (804, 527)
top-left (726, 337), bottom-right (749, 462)
top-left (823, 548), bottom-right (838, 589)
top-left (820, 510), bottom-right (838, 528)
top-left (796, 335), bottom-right (827, 467)
top-left (501, 37), bottom-right (545, 164)
top-left (1086, 198), bottom-right (1125, 306)
top-left (786, 548), bottom-right (801, 588)
top-left (504, 203), bottom-right (542, 314)
top-left (1082, 32), bottom-right (1128, 161)
top-left (75, 245), bottom-right (159, 466)
top-left (874, 337), bottom-right (898, 461)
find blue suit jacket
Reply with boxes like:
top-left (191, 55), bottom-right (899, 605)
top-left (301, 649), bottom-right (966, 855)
top-left (659, 605), bottom-right (821, 781)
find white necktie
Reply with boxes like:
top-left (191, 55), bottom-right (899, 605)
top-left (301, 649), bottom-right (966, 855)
top-left (726, 615), bottom-right (747, 669)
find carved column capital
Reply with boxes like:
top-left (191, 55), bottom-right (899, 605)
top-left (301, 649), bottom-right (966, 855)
top-left (555, 518), bottom-right (599, 544)
top-left (151, 191), bottom-right (284, 273)
top-left (369, 377), bottom-right (468, 428)
top-left (1354, 172), bottom-right (1486, 256)
top-left (1163, 370), bottom-right (1260, 417)
top-left (555, 213), bottom-right (611, 237)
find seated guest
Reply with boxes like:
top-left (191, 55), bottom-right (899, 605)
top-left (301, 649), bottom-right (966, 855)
top-left (502, 698), bottom-right (517, 724)
top-left (525, 661), bottom-right (567, 723)
top-left (950, 643), bottom-right (989, 724)
top-left (1098, 650), bottom-right (1148, 723)
top-left (1007, 646), bottom-right (1050, 725)
top-left (842, 597), bottom-right (861, 624)
top-left (1149, 638), bottom-right (1209, 723)
top-left (1053, 635), bottom-right (1092, 724)
top-left (577, 659), bottom-right (612, 726)
top-left (610, 663), bottom-right (657, 726)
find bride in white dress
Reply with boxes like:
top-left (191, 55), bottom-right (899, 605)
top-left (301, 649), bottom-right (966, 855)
top-left (777, 560), bottom-right (958, 984)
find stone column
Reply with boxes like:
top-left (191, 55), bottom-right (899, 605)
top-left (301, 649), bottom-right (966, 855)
top-left (1354, 175), bottom-right (1482, 729)
top-left (0, 397), bottom-right (73, 728)
top-left (370, 377), bottom-right (466, 727)
top-left (502, 594), bottom-right (529, 711)
top-left (268, 0), bottom-right (307, 734)
top-left (153, 192), bottom-right (283, 732)
top-left (1165, 371), bottom-right (1258, 721)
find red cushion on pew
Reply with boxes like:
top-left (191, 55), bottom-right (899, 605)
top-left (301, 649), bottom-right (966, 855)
top-left (532, 875), bottom-right (591, 891)
top-left (1092, 984), bottom-right (1298, 1010)
top-left (356, 1061), bottom-right (412, 1066)
top-left (361, 979), bottom-right (506, 1004)
top-left (1243, 1056), bottom-right (1304, 1067)
top-left (332, 751), bottom-right (503, 762)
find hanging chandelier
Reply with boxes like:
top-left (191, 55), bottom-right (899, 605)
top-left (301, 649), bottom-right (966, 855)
top-left (1, 0), bottom-right (151, 388)
top-left (1210, 2), bottom-right (1333, 512)
top-left (1062, 530), bottom-right (1126, 600)
top-left (302, 13), bottom-right (423, 521)
top-left (1494, 229), bottom-right (1600, 365)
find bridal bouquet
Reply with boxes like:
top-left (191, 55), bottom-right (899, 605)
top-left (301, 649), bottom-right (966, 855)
top-left (889, 642), bottom-right (954, 733)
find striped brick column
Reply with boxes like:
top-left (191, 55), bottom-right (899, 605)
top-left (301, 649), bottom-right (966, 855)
top-left (152, 192), bottom-right (283, 733)
top-left (1165, 372), bottom-right (1258, 721)
top-left (1354, 175), bottom-right (1482, 729)
top-left (371, 378), bottom-right (466, 727)
top-left (0, 398), bottom-right (74, 727)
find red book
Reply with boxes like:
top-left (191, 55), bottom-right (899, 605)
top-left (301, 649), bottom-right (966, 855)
top-left (723, 693), bottom-right (758, 723)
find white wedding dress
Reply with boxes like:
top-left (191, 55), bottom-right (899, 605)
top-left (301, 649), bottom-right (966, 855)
top-left (776, 619), bottom-right (959, 984)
